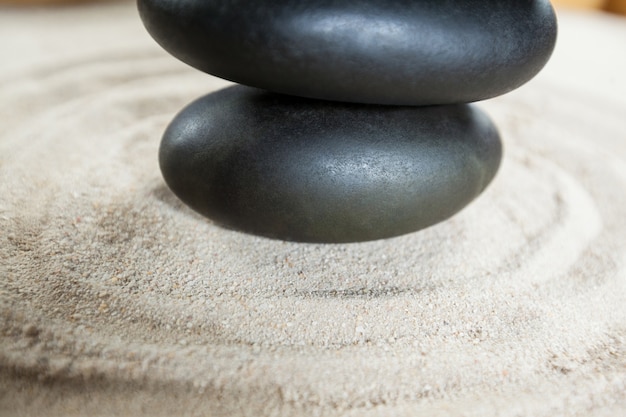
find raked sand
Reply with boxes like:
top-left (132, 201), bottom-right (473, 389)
top-left (1, 3), bottom-right (626, 416)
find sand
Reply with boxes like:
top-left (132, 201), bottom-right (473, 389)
top-left (1, 3), bottom-right (626, 416)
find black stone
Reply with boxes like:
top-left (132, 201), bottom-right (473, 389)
top-left (159, 86), bottom-right (502, 243)
top-left (138, 0), bottom-right (557, 106)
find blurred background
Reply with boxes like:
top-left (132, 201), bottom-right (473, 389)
top-left (555, 0), bottom-right (626, 14)
top-left (0, 0), bottom-right (624, 15)
top-left (552, 0), bottom-right (626, 14)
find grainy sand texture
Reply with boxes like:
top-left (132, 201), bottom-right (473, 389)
top-left (1, 3), bottom-right (626, 416)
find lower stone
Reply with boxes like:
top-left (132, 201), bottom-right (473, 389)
top-left (159, 86), bottom-right (502, 243)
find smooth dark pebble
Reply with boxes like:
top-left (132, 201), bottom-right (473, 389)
top-left (159, 86), bottom-right (502, 243)
top-left (139, 0), bottom-right (557, 105)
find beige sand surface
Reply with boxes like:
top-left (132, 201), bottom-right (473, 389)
top-left (1, 4), bottom-right (626, 416)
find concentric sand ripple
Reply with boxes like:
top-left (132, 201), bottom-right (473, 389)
top-left (1, 4), bottom-right (625, 416)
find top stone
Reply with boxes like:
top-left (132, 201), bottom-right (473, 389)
top-left (138, 0), bottom-right (557, 105)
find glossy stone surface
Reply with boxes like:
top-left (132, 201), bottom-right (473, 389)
top-left (138, 0), bottom-right (557, 105)
top-left (159, 86), bottom-right (502, 242)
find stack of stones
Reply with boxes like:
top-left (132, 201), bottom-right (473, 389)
top-left (138, 0), bottom-right (557, 243)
